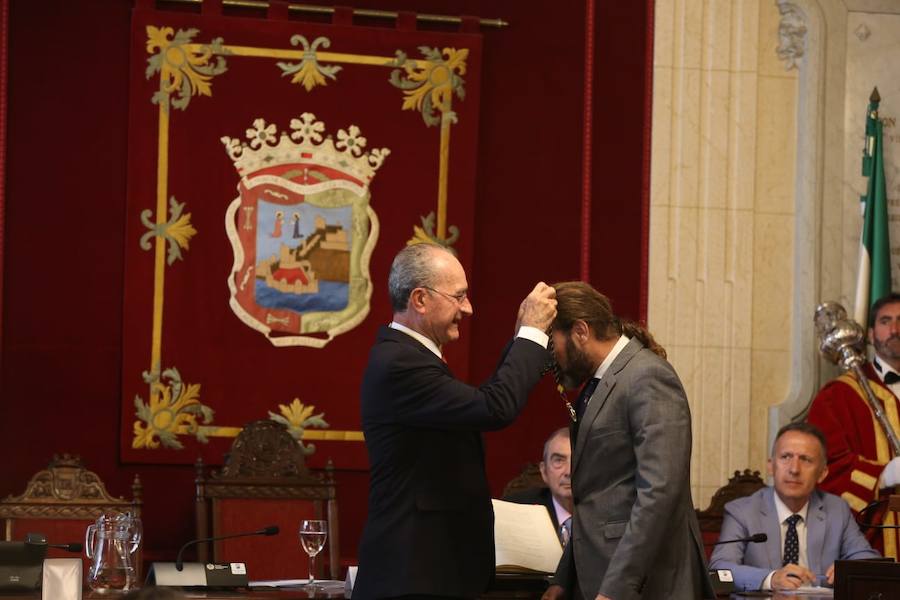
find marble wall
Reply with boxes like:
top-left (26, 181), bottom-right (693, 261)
top-left (647, 0), bottom-right (896, 505)
top-left (650, 0), bottom-right (795, 505)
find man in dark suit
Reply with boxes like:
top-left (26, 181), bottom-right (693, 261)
top-left (543, 282), bottom-right (714, 600)
top-left (353, 243), bottom-right (557, 600)
top-left (504, 427), bottom-right (573, 544)
top-left (709, 422), bottom-right (879, 591)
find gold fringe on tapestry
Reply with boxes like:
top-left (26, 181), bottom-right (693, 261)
top-left (161, 0), bottom-right (509, 28)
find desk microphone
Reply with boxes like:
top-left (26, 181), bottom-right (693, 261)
top-left (709, 533), bottom-right (767, 546)
top-left (22, 533), bottom-right (83, 553)
top-left (46, 542), bottom-right (83, 553)
top-left (175, 525), bottom-right (279, 571)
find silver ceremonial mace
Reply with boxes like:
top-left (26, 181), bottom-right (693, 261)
top-left (814, 301), bottom-right (900, 455)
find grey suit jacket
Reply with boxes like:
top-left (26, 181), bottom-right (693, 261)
top-left (708, 487), bottom-right (880, 591)
top-left (553, 338), bottom-right (714, 600)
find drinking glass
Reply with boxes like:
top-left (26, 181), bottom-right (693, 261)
top-left (299, 519), bottom-right (328, 592)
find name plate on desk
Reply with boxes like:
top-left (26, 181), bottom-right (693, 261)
top-left (147, 562), bottom-right (249, 588)
top-left (835, 558), bottom-right (900, 598)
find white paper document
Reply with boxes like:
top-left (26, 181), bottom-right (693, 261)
top-left (778, 586), bottom-right (834, 596)
top-left (248, 578), bottom-right (345, 588)
top-left (492, 498), bottom-right (563, 574)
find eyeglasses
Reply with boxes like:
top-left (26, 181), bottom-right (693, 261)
top-left (422, 286), bottom-right (468, 305)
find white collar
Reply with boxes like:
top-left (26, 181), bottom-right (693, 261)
top-left (389, 321), bottom-right (442, 359)
top-left (773, 489), bottom-right (810, 524)
top-left (592, 335), bottom-right (630, 380)
top-left (550, 494), bottom-right (572, 524)
top-left (874, 356), bottom-right (900, 384)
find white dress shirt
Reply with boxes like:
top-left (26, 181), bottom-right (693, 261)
top-left (591, 335), bottom-right (630, 380)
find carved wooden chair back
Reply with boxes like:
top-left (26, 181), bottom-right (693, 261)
top-left (696, 469), bottom-right (767, 560)
top-left (195, 420), bottom-right (339, 581)
top-left (501, 463), bottom-right (546, 499)
top-left (0, 454), bottom-right (143, 576)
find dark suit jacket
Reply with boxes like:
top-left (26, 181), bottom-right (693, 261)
top-left (504, 486), bottom-right (560, 531)
top-left (553, 338), bottom-right (715, 600)
top-left (709, 487), bottom-right (880, 591)
top-left (353, 325), bottom-right (549, 600)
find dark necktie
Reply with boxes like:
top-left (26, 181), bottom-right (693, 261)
top-left (575, 378), bottom-right (600, 421)
top-left (885, 371), bottom-right (900, 385)
top-left (783, 514), bottom-right (801, 566)
top-left (559, 516), bottom-right (572, 546)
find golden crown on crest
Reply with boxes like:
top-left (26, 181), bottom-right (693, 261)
top-left (220, 113), bottom-right (390, 185)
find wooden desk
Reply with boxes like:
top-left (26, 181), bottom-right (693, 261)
top-left (0, 583), bottom-right (346, 599)
top-left (482, 573), bottom-right (549, 599)
top-left (729, 594), bottom-right (832, 600)
top-left (1, 573), bottom-right (549, 599)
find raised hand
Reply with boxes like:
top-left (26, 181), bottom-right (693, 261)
top-left (517, 282), bottom-right (557, 333)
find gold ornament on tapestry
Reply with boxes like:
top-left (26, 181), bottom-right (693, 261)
top-left (133, 367), bottom-right (213, 450)
top-left (277, 35), bottom-right (342, 92)
top-left (410, 212), bottom-right (460, 251)
top-left (389, 46), bottom-right (468, 249)
top-left (268, 399), bottom-right (330, 455)
top-left (139, 197), bottom-right (197, 265)
top-left (389, 46), bottom-right (468, 127)
top-left (145, 25), bottom-right (229, 112)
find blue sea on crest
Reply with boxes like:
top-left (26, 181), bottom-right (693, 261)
top-left (255, 280), bottom-right (349, 312)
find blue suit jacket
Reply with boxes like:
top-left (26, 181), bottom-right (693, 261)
top-left (708, 487), bottom-right (880, 591)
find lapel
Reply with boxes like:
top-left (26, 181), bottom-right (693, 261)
top-left (760, 488), bottom-right (783, 569)
top-left (572, 338), bottom-right (642, 470)
top-left (805, 490), bottom-right (826, 574)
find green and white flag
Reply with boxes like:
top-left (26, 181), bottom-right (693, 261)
top-left (854, 87), bottom-right (892, 326)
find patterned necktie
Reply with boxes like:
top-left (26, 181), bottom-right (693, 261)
top-left (885, 371), bottom-right (900, 385)
top-left (575, 378), bottom-right (600, 421)
top-left (559, 516), bottom-right (572, 547)
top-left (783, 514), bottom-right (801, 566)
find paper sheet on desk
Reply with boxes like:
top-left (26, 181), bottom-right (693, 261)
top-left (776, 586), bottom-right (833, 596)
top-left (249, 578), bottom-right (345, 588)
top-left (492, 499), bottom-right (562, 574)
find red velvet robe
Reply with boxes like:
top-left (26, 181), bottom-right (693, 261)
top-left (807, 362), bottom-right (900, 559)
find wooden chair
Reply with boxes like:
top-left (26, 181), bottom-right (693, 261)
top-left (501, 463), bottom-right (545, 498)
top-left (194, 420), bottom-right (339, 581)
top-left (696, 469), bottom-right (766, 560)
top-left (0, 454), bottom-right (143, 575)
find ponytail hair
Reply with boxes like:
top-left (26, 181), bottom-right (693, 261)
top-left (621, 321), bottom-right (667, 359)
top-left (554, 281), bottom-right (667, 359)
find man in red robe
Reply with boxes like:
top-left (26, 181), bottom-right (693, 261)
top-left (807, 292), bottom-right (900, 559)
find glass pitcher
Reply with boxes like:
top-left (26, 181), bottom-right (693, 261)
top-left (84, 511), bottom-right (142, 593)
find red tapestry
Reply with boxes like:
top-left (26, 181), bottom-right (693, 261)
top-left (121, 3), bottom-right (482, 467)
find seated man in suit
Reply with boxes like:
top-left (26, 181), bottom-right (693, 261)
top-left (710, 422), bottom-right (879, 591)
top-left (504, 427), bottom-right (573, 545)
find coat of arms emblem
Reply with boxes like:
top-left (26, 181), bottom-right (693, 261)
top-left (222, 114), bottom-right (389, 347)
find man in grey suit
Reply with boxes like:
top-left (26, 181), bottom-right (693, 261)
top-left (709, 422), bottom-right (879, 591)
top-left (543, 282), bottom-right (713, 600)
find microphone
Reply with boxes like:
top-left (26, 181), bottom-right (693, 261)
top-left (22, 533), bottom-right (83, 553)
top-left (175, 525), bottom-right (279, 571)
top-left (47, 543), bottom-right (83, 553)
top-left (708, 532), bottom-right (767, 546)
